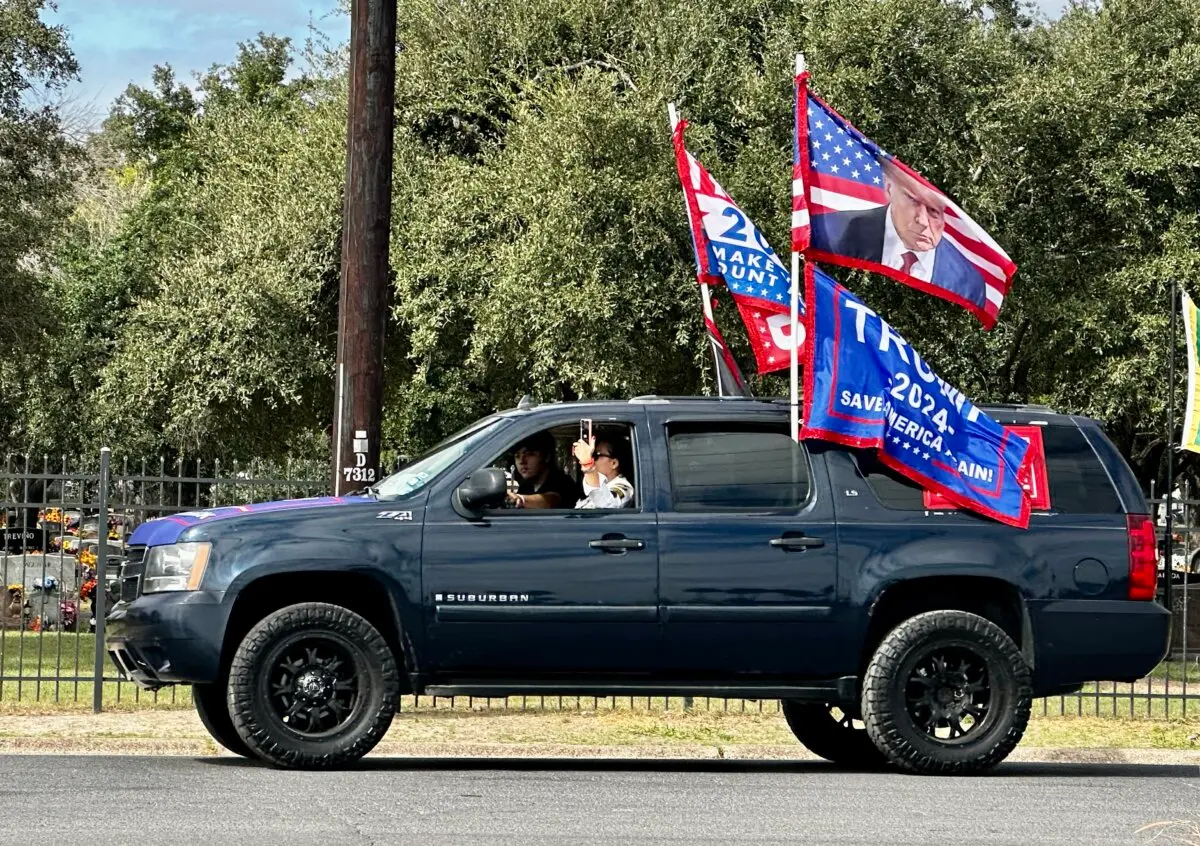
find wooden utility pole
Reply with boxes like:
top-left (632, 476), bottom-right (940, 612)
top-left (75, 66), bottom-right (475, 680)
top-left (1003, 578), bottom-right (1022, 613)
top-left (332, 0), bottom-right (396, 494)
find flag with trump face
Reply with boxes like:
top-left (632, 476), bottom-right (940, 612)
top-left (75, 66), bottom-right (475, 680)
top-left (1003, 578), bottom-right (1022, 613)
top-left (672, 117), bottom-right (804, 374)
top-left (792, 70), bottom-right (1017, 329)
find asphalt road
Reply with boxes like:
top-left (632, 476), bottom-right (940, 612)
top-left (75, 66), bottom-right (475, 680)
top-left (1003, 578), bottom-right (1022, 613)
top-left (1, 755), bottom-right (1197, 844)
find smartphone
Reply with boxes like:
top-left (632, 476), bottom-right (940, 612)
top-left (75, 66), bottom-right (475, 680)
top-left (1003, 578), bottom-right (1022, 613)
top-left (580, 418), bottom-right (593, 443)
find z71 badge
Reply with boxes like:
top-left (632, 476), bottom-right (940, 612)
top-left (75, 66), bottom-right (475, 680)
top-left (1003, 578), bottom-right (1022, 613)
top-left (376, 510), bottom-right (413, 521)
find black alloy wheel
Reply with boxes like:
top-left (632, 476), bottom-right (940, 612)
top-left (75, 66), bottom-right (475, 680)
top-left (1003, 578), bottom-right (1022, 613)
top-left (903, 645), bottom-right (993, 744)
top-left (861, 609), bottom-right (1032, 776)
top-left (227, 602), bottom-right (400, 769)
top-left (262, 635), bottom-right (362, 738)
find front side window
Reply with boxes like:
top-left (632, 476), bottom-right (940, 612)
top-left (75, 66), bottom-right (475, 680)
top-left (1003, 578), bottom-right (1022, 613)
top-left (667, 423), bottom-right (810, 511)
top-left (481, 420), bottom-right (640, 512)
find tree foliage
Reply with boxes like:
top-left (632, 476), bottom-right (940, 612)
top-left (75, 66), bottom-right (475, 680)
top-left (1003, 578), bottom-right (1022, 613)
top-left (0, 0), bottom-right (78, 357)
top-left (5, 0), bottom-right (1200, 492)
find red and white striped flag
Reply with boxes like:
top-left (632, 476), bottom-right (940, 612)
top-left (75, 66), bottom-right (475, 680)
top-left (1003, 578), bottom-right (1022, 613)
top-left (793, 69), bottom-right (1016, 329)
top-left (671, 117), bottom-right (803, 375)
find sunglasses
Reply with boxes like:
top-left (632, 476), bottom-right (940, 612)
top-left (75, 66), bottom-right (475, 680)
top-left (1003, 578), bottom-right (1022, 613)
top-left (594, 452), bottom-right (614, 459)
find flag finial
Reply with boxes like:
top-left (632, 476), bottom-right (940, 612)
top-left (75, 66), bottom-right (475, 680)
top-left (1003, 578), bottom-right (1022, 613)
top-left (795, 53), bottom-right (806, 75)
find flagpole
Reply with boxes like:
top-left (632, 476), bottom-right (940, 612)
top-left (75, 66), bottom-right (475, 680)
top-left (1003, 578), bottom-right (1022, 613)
top-left (669, 101), bottom-right (726, 397)
top-left (1166, 280), bottom-right (1179, 609)
top-left (790, 52), bottom-right (806, 442)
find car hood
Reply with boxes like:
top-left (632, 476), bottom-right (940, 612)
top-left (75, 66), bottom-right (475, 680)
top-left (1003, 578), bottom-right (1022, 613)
top-left (128, 495), bottom-right (375, 547)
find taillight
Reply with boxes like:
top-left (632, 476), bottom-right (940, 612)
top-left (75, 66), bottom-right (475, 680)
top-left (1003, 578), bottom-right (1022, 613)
top-left (1126, 514), bottom-right (1159, 601)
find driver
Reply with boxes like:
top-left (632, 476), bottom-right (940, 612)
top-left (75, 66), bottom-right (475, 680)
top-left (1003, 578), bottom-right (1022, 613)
top-left (505, 431), bottom-right (579, 509)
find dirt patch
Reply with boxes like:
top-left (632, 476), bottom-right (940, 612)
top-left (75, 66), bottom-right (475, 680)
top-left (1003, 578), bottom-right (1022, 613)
top-left (4, 707), bottom-right (1200, 760)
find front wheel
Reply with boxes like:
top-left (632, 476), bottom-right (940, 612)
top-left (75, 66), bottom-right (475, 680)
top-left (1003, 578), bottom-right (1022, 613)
top-left (226, 602), bottom-right (400, 769)
top-left (861, 610), bottom-right (1032, 776)
top-left (781, 701), bottom-right (887, 768)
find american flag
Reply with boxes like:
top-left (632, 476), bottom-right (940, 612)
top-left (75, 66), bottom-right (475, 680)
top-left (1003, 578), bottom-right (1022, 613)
top-left (793, 70), bottom-right (1016, 329)
top-left (672, 118), bottom-right (803, 374)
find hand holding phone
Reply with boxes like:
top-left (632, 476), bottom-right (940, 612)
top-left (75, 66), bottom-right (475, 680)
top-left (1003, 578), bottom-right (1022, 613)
top-left (573, 419), bottom-right (595, 466)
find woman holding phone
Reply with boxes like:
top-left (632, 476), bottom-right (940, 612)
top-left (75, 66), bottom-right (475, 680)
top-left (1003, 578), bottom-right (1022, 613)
top-left (572, 426), bottom-right (634, 509)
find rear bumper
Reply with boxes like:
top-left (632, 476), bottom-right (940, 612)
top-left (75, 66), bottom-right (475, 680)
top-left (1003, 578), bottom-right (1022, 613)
top-left (104, 591), bottom-right (229, 689)
top-left (1028, 599), bottom-right (1171, 691)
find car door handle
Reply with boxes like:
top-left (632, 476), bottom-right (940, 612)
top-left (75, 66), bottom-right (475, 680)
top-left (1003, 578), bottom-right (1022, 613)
top-left (769, 535), bottom-right (825, 550)
top-left (589, 537), bottom-right (645, 552)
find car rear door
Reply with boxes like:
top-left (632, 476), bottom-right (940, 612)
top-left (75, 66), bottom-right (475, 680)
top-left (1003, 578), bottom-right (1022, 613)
top-left (652, 411), bottom-right (842, 678)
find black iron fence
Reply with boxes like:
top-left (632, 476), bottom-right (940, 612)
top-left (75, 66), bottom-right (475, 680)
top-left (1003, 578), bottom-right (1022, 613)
top-left (2, 449), bottom-right (1199, 719)
top-left (1, 449), bottom-right (328, 710)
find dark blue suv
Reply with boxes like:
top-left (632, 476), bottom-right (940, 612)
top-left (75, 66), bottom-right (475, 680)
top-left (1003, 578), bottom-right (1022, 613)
top-left (105, 396), bottom-right (1169, 774)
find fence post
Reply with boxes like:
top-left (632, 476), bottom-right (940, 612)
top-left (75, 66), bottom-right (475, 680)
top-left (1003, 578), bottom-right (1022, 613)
top-left (92, 448), bottom-right (111, 713)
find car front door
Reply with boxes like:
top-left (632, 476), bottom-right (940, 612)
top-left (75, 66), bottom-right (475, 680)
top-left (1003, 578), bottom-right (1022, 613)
top-left (654, 415), bottom-right (843, 679)
top-left (420, 410), bottom-right (661, 676)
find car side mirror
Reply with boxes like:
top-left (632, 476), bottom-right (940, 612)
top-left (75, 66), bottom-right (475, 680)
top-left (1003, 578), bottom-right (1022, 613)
top-left (454, 468), bottom-right (508, 516)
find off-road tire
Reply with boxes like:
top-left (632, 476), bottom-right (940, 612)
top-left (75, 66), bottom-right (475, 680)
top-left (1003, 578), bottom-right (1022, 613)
top-left (861, 609), bottom-right (1032, 776)
top-left (227, 602), bottom-right (399, 769)
top-left (781, 701), bottom-right (888, 768)
top-left (193, 679), bottom-right (253, 758)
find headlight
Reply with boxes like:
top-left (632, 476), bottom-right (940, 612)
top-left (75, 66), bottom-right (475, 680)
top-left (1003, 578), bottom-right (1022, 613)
top-left (142, 542), bottom-right (211, 593)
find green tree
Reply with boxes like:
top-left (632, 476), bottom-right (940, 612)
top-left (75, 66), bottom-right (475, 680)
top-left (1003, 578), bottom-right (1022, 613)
top-left (0, 0), bottom-right (82, 451)
top-left (103, 65), bottom-right (197, 169)
top-left (0, 0), bottom-right (78, 357)
top-left (14, 0), bottom-right (1200, 499)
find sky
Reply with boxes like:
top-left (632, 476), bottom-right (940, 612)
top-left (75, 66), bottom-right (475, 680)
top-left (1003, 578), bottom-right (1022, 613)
top-left (43, 0), bottom-right (1069, 128)
top-left (44, 0), bottom-right (349, 125)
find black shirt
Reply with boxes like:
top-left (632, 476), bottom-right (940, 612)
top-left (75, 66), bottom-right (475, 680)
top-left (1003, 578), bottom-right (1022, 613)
top-left (516, 467), bottom-right (581, 508)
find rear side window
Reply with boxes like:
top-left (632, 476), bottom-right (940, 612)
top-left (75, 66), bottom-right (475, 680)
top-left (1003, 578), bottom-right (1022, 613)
top-left (849, 424), bottom-right (1123, 514)
top-left (1041, 424), bottom-right (1122, 514)
top-left (850, 449), bottom-right (925, 510)
top-left (666, 423), bottom-right (810, 511)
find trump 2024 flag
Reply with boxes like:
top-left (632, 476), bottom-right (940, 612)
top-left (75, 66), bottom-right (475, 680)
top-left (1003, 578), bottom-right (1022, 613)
top-left (793, 69), bottom-right (1017, 330)
top-left (800, 263), bottom-right (1031, 528)
top-left (672, 117), bottom-right (803, 374)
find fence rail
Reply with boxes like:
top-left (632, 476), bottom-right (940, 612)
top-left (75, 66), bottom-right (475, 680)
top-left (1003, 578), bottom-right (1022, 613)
top-left (4, 450), bottom-right (1200, 717)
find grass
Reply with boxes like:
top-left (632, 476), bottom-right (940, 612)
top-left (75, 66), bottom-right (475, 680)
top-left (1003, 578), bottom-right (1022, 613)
top-left (0, 631), bottom-right (194, 712)
top-left (3, 702), bottom-right (1200, 754)
top-left (1147, 659), bottom-right (1200, 683)
top-left (6, 631), bottom-right (1200, 746)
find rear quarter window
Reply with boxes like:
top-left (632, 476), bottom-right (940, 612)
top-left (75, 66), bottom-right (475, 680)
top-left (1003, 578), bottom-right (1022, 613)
top-left (849, 423), bottom-right (1123, 515)
top-left (1040, 424), bottom-right (1123, 514)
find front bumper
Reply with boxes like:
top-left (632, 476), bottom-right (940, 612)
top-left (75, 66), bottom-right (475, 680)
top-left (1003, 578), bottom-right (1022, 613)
top-left (104, 591), bottom-right (230, 689)
top-left (1029, 599), bottom-right (1171, 691)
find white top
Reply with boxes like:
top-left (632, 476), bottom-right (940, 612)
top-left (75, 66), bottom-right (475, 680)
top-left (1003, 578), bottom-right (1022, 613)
top-left (575, 474), bottom-right (635, 509)
top-left (882, 206), bottom-right (937, 282)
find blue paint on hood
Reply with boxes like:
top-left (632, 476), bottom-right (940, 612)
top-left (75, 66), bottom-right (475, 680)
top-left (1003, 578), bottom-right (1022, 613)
top-left (129, 495), bottom-right (374, 547)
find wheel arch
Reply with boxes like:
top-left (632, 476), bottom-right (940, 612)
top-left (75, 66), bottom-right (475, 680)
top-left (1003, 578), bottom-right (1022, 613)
top-left (220, 569), bottom-right (413, 694)
top-left (861, 575), bottom-right (1031, 677)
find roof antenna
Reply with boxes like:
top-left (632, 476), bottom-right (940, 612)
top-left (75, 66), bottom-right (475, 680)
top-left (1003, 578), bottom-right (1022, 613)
top-left (517, 393), bottom-right (534, 410)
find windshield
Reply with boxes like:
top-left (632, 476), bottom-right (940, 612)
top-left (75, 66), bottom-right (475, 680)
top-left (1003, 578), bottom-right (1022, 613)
top-left (374, 414), bottom-right (508, 499)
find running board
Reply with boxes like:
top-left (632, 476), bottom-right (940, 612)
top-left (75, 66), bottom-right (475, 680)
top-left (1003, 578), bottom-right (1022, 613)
top-left (422, 677), bottom-right (858, 702)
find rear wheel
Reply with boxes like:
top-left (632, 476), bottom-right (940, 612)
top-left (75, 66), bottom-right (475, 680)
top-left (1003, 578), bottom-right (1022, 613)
top-left (861, 609), bottom-right (1032, 775)
top-left (193, 680), bottom-right (253, 758)
top-left (227, 602), bottom-right (400, 769)
top-left (781, 701), bottom-right (887, 768)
